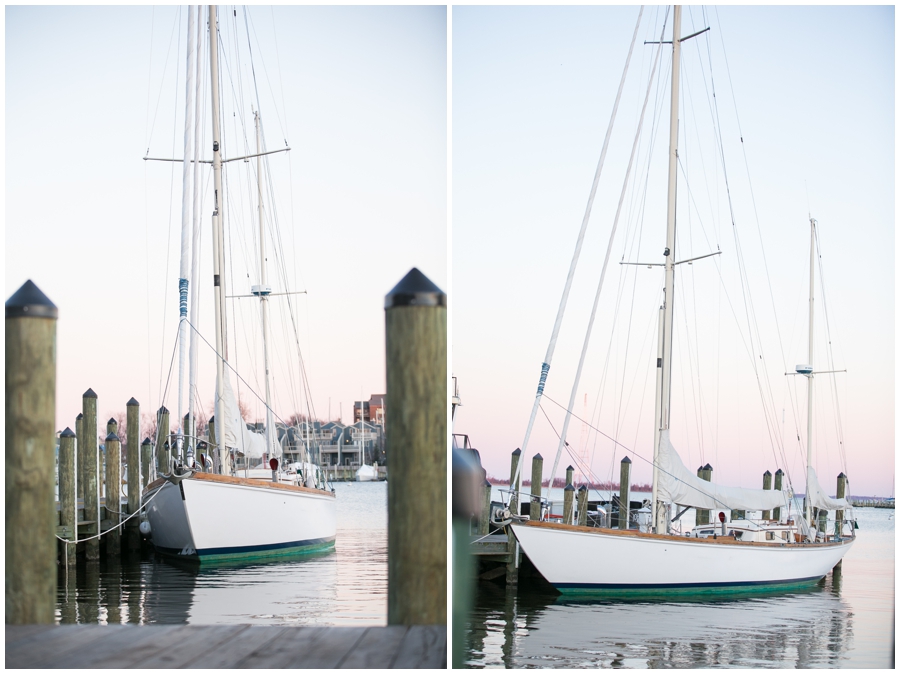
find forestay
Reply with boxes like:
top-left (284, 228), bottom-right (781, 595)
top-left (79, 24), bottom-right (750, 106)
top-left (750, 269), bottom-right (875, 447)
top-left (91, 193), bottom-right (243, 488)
top-left (657, 431), bottom-right (789, 512)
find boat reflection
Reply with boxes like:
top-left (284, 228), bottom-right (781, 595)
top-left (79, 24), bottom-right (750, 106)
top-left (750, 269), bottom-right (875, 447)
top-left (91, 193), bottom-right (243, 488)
top-left (467, 567), bottom-right (852, 668)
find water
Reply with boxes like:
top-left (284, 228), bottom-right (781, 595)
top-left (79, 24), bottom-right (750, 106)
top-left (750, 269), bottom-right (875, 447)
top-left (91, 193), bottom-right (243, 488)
top-left (465, 507), bottom-right (893, 668)
top-left (56, 481), bottom-right (387, 626)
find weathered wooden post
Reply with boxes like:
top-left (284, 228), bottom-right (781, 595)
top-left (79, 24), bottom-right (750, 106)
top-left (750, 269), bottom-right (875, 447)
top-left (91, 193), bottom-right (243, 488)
top-left (479, 479), bottom-right (492, 535)
top-left (565, 464), bottom-right (574, 488)
top-left (141, 437), bottom-right (152, 489)
top-left (207, 416), bottom-right (217, 472)
top-left (58, 428), bottom-right (77, 567)
top-left (773, 468), bottom-right (784, 522)
top-left (529, 453), bottom-right (543, 520)
top-left (452, 444), bottom-right (482, 668)
top-left (563, 484), bottom-right (575, 525)
top-left (619, 456), bottom-right (631, 530)
top-left (155, 406), bottom-right (170, 476)
top-left (126, 399), bottom-right (141, 552)
top-left (506, 448), bottom-right (521, 586)
top-left (75, 412), bottom-right (84, 501)
top-left (104, 432), bottom-right (121, 555)
top-left (762, 470), bottom-right (773, 520)
top-left (696, 463), bottom-right (712, 525)
top-left (82, 388), bottom-right (100, 560)
top-left (6, 280), bottom-right (58, 624)
top-left (817, 506), bottom-right (828, 539)
top-left (577, 484), bottom-right (588, 526)
top-left (385, 268), bottom-right (446, 626)
top-left (836, 472), bottom-right (848, 538)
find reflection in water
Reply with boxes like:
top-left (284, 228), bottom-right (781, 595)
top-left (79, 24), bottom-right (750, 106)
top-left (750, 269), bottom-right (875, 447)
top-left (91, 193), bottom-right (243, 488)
top-left (466, 508), bottom-right (893, 668)
top-left (56, 481), bottom-right (387, 626)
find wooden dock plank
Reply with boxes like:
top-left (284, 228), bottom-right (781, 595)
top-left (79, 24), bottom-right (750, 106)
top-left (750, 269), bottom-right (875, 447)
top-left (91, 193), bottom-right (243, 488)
top-left (49, 624), bottom-right (182, 669)
top-left (184, 625), bottom-right (294, 669)
top-left (6, 624), bottom-right (110, 668)
top-left (338, 625), bottom-right (409, 668)
top-left (5, 624), bottom-right (446, 669)
top-left (392, 625), bottom-right (447, 669)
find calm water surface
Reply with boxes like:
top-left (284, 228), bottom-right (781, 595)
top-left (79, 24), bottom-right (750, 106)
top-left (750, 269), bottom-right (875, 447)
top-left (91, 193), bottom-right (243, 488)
top-left (56, 481), bottom-right (387, 626)
top-left (466, 507), bottom-right (893, 668)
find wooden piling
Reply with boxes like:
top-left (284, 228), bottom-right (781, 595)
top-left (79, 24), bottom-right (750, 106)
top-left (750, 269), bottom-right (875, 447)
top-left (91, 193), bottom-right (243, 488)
top-left (619, 456), bottom-right (631, 530)
top-left (565, 464), bottom-right (574, 488)
top-left (5, 280), bottom-right (58, 624)
top-left (126, 399), bottom-right (141, 552)
top-left (384, 268), bottom-right (446, 626)
top-left (75, 412), bottom-right (84, 501)
top-left (58, 427), bottom-right (77, 567)
top-left (155, 406), bottom-right (170, 476)
top-left (529, 453), bottom-right (543, 520)
top-left (762, 470), bottom-right (773, 520)
top-left (836, 472), bottom-right (848, 536)
top-left (208, 416), bottom-right (217, 472)
top-left (104, 432), bottom-right (121, 555)
top-left (479, 479), bottom-right (492, 535)
top-left (577, 485), bottom-right (588, 526)
top-left (82, 388), bottom-right (100, 560)
top-left (563, 484), bottom-right (575, 525)
top-left (773, 469), bottom-right (784, 521)
top-left (696, 464), bottom-right (711, 525)
top-left (505, 448), bottom-right (521, 586)
top-left (141, 437), bottom-right (152, 490)
top-left (817, 507), bottom-right (828, 538)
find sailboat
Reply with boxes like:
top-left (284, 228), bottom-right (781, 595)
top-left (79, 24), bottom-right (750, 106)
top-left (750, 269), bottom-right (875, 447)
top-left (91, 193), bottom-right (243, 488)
top-left (507, 6), bottom-right (854, 593)
top-left (141, 6), bottom-right (336, 563)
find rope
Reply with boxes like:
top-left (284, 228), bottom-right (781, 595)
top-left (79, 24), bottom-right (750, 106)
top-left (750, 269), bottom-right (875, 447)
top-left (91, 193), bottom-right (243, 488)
top-left (56, 485), bottom-right (165, 546)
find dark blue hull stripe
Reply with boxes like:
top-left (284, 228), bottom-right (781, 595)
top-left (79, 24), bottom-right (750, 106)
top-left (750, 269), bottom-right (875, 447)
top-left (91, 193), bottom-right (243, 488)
top-left (155, 536), bottom-right (335, 558)
top-left (554, 575), bottom-right (822, 591)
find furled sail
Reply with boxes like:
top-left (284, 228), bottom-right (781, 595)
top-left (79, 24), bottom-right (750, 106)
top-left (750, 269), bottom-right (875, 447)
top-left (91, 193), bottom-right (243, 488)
top-left (806, 466), bottom-right (849, 510)
top-left (216, 372), bottom-right (282, 459)
top-left (657, 431), bottom-right (789, 511)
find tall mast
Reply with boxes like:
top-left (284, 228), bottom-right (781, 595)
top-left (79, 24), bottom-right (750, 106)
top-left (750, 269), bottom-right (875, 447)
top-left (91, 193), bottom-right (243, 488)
top-left (652, 5), bottom-right (682, 534)
top-left (255, 109), bottom-right (276, 462)
top-left (209, 5), bottom-right (228, 473)
top-left (805, 217), bottom-right (816, 527)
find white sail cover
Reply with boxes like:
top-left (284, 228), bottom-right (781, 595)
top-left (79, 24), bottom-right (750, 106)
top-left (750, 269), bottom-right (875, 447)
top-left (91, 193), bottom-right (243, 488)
top-left (216, 372), bottom-right (281, 459)
top-left (806, 466), bottom-right (849, 510)
top-left (657, 431), bottom-right (789, 511)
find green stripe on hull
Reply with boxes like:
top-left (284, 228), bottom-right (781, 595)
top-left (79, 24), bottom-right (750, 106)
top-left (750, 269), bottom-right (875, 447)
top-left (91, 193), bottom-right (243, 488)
top-left (555, 576), bottom-right (822, 598)
top-left (154, 539), bottom-right (335, 567)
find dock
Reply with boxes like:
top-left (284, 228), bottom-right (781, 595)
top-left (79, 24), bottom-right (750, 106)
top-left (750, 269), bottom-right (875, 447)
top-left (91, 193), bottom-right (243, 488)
top-left (6, 624), bottom-right (445, 669)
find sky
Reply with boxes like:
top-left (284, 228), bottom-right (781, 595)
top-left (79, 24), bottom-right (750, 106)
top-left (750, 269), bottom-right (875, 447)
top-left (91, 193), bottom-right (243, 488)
top-left (6, 6), bottom-right (447, 435)
top-left (452, 6), bottom-right (894, 497)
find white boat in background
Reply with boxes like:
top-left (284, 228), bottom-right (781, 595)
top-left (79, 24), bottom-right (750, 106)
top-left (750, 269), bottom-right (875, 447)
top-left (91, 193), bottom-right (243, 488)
top-left (506, 5), bottom-right (854, 593)
top-left (356, 463), bottom-right (378, 482)
top-left (142, 6), bottom-right (335, 563)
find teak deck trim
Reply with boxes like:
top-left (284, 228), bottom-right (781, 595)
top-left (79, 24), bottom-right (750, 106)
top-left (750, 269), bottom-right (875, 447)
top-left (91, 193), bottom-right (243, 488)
top-left (144, 472), bottom-right (335, 498)
top-left (517, 519), bottom-right (851, 549)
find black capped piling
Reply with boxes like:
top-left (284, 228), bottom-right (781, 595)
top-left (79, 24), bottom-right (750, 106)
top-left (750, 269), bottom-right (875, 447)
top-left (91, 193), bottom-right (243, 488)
top-left (384, 268), bottom-right (446, 626)
top-left (565, 464), bottom-right (574, 488)
top-left (836, 472), bottom-right (848, 537)
top-left (58, 428), bottom-right (77, 567)
top-left (563, 484), bottom-right (575, 525)
top-left (530, 453), bottom-right (543, 519)
top-left (82, 388), bottom-right (100, 560)
top-left (104, 432), bottom-right (121, 555)
top-left (155, 406), bottom-right (170, 476)
top-left (76, 413), bottom-right (84, 501)
top-left (773, 469), bottom-right (784, 521)
top-left (762, 470), bottom-right (773, 520)
top-left (619, 456), bottom-right (632, 530)
top-left (126, 399), bottom-right (141, 552)
top-left (6, 280), bottom-right (58, 624)
top-left (141, 437), bottom-right (152, 490)
top-left (697, 464), bottom-right (712, 525)
top-left (577, 485), bottom-right (588, 526)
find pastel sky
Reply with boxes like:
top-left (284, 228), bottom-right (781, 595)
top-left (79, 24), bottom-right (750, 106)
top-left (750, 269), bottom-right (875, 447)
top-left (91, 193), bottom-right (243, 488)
top-left (6, 6), bottom-right (447, 434)
top-left (452, 6), bottom-right (894, 496)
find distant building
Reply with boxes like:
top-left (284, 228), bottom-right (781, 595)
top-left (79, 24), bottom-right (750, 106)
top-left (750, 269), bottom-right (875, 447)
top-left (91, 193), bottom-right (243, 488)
top-left (354, 394), bottom-right (386, 426)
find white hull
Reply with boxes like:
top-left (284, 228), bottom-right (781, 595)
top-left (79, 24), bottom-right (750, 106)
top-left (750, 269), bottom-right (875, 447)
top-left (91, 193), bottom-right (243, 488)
top-left (512, 521), bottom-right (854, 594)
top-left (144, 473), bottom-right (336, 562)
top-left (356, 464), bottom-right (378, 482)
